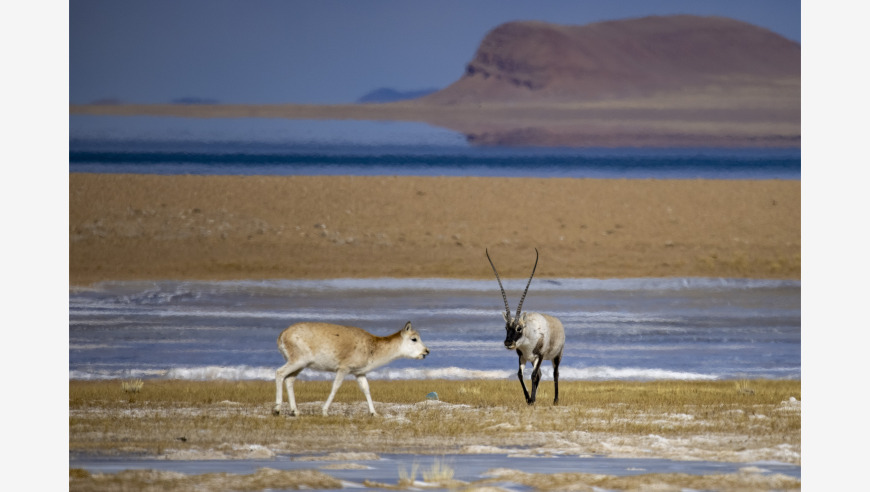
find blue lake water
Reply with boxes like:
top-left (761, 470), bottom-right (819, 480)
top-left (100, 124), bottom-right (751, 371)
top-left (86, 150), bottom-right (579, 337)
top-left (69, 278), bottom-right (800, 382)
top-left (71, 453), bottom-right (801, 486)
top-left (69, 115), bottom-right (800, 179)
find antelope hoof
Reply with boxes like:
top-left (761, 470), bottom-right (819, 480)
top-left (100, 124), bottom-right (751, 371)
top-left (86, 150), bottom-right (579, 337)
top-left (273, 406), bottom-right (298, 417)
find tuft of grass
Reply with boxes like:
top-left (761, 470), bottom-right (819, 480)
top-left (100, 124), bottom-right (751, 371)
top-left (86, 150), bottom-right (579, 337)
top-left (735, 379), bottom-right (755, 395)
top-left (392, 458), bottom-right (455, 488)
top-left (458, 384), bottom-right (481, 395)
top-left (121, 379), bottom-right (144, 393)
top-left (422, 458), bottom-right (455, 483)
top-left (397, 461), bottom-right (419, 487)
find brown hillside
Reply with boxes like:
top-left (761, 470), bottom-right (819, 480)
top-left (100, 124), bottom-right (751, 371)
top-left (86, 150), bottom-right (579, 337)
top-left (424, 15), bottom-right (800, 104)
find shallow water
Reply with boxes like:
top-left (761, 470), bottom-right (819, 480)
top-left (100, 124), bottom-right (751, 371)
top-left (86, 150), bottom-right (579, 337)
top-left (70, 452), bottom-right (800, 488)
top-left (69, 116), bottom-right (801, 179)
top-left (69, 277), bottom-right (800, 382)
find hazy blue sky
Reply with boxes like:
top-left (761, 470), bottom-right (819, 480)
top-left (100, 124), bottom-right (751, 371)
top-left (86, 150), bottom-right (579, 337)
top-left (70, 1), bottom-right (800, 105)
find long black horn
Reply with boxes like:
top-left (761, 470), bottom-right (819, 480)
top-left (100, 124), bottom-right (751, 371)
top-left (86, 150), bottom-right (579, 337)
top-left (486, 248), bottom-right (511, 319)
top-left (515, 248), bottom-right (539, 318)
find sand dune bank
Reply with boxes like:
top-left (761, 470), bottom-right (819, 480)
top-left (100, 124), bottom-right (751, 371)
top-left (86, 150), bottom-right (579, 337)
top-left (69, 174), bottom-right (799, 285)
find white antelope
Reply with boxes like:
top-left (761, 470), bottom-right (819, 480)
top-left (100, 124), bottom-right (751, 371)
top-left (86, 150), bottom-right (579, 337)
top-left (486, 248), bottom-right (565, 405)
top-left (273, 321), bottom-right (429, 417)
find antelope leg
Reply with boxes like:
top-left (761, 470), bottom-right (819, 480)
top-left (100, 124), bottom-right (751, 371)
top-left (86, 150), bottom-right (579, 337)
top-left (517, 353), bottom-right (532, 404)
top-left (529, 357), bottom-right (543, 405)
top-left (323, 369), bottom-right (348, 416)
top-left (552, 354), bottom-right (562, 405)
top-left (356, 375), bottom-right (377, 416)
top-left (274, 362), bottom-right (305, 416)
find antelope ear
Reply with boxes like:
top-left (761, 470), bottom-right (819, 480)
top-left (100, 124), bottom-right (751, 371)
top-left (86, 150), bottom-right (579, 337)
top-left (403, 321), bottom-right (413, 332)
top-left (502, 312), bottom-right (510, 323)
top-left (519, 312), bottom-right (529, 324)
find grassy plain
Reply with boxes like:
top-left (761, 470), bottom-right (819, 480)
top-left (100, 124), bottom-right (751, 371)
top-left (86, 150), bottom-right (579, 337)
top-left (69, 379), bottom-right (802, 458)
top-left (70, 379), bottom-right (801, 489)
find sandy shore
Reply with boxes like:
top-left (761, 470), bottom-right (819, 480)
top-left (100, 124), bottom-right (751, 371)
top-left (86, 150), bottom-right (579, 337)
top-left (70, 174), bottom-right (799, 285)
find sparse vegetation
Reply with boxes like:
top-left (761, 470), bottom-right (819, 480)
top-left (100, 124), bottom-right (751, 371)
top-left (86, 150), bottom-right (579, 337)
top-left (70, 378), bottom-right (800, 490)
top-left (70, 379), bottom-right (799, 456)
top-left (69, 467), bottom-right (342, 492)
top-left (480, 468), bottom-right (801, 491)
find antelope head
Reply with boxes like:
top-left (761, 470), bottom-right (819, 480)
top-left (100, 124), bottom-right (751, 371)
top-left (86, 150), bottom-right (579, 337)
top-left (398, 321), bottom-right (430, 359)
top-left (486, 248), bottom-right (539, 350)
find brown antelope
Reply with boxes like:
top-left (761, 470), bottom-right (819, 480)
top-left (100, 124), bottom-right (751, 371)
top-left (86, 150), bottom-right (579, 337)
top-left (273, 321), bottom-right (429, 417)
top-left (486, 248), bottom-right (565, 405)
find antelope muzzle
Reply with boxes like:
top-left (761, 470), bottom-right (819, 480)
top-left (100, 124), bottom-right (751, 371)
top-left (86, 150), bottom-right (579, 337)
top-left (504, 324), bottom-right (522, 350)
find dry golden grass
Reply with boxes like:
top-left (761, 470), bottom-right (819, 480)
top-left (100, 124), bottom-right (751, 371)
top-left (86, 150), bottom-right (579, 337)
top-left (70, 378), bottom-right (800, 411)
top-left (70, 379), bottom-right (800, 490)
top-left (69, 467), bottom-right (343, 492)
top-left (479, 468), bottom-right (801, 491)
top-left (70, 379), bottom-right (800, 461)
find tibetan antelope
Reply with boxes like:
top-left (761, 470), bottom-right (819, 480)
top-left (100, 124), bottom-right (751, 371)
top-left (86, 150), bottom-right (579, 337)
top-left (486, 248), bottom-right (565, 405)
top-left (273, 321), bottom-right (429, 417)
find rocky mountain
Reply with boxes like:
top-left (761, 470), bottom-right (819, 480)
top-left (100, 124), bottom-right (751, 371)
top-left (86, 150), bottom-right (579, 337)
top-left (424, 15), bottom-right (799, 104)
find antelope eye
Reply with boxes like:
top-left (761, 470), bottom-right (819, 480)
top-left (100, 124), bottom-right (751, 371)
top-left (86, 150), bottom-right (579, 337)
top-left (517, 326), bottom-right (523, 332)
top-left (411, 338), bottom-right (418, 342)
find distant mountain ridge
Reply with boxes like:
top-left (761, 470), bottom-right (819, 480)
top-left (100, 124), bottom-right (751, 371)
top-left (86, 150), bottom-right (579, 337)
top-left (423, 15), bottom-right (800, 103)
top-left (357, 88), bottom-right (437, 103)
